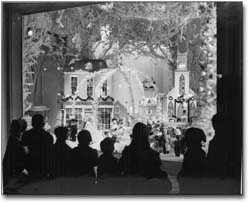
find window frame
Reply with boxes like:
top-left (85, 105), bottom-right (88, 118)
top-left (87, 78), bottom-right (94, 97)
top-left (97, 107), bottom-right (112, 130)
top-left (70, 75), bottom-right (78, 95)
top-left (2, 3), bottom-right (243, 179)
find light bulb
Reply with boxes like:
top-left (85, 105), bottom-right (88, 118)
top-left (85, 62), bottom-right (93, 70)
top-left (44, 68), bottom-right (47, 71)
top-left (201, 71), bottom-right (206, 76)
top-left (27, 29), bottom-right (33, 36)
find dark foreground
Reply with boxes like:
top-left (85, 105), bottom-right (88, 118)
top-left (3, 160), bottom-right (241, 195)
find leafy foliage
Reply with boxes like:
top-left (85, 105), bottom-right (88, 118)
top-left (193, 3), bottom-right (217, 138)
top-left (23, 2), bottom-right (216, 114)
top-left (36, 2), bottom-right (212, 62)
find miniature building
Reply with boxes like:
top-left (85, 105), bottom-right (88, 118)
top-left (166, 44), bottom-right (197, 123)
top-left (62, 59), bottom-right (115, 130)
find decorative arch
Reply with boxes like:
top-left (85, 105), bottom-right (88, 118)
top-left (179, 74), bottom-right (185, 95)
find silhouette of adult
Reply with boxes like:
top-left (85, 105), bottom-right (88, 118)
top-left (71, 130), bottom-right (98, 176)
top-left (21, 114), bottom-right (53, 178)
top-left (52, 127), bottom-right (72, 177)
top-left (207, 114), bottom-right (227, 178)
top-left (3, 119), bottom-right (27, 185)
top-left (118, 122), bottom-right (167, 179)
top-left (97, 137), bottom-right (118, 176)
top-left (178, 127), bottom-right (207, 178)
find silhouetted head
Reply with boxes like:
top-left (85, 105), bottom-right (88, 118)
top-left (185, 127), bottom-right (206, 148)
top-left (10, 119), bottom-right (21, 137)
top-left (212, 113), bottom-right (225, 131)
top-left (77, 130), bottom-right (92, 146)
top-left (32, 114), bottom-right (44, 129)
top-left (18, 119), bottom-right (27, 133)
top-left (54, 127), bottom-right (68, 141)
top-left (131, 122), bottom-right (150, 149)
top-left (100, 137), bottom-right (114, 154)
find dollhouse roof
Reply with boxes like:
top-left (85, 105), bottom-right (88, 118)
top-left (64, 59), bottom-right (108, 72)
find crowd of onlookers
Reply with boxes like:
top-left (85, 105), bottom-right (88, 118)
top-left (3, 115), bottom-right (168, 183)
top-left (3, 113), bottom-right (229, 194)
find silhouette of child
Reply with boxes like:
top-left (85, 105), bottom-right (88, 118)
top-left (207, 113), bottom-right (227, 178)
top-left (3, 119), bottom-right (27, 185)
top-left (53, 127), bottom-right (72, 177)
top-left (21, 114), bottom-right (54, 178)
top-left (178, 127), bottom-right (206, 178)
top-left (119, 122), bottom-right (167, 179)
top-left (71, 130), bottom-right (98, 176)
top-left (97, 137), bottom-right (118, 176)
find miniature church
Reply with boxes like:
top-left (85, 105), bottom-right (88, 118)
top-left (165, 43), bottom-right (197, 123)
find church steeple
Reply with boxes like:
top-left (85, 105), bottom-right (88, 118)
top-left (177, 51), bottom-right (188, 71)
top-left (165, 31), bottom-right (197, 123)
top-left (174, 41), bottom-right (189, 95)
top-left (177, 39), bottom-right (188, 71)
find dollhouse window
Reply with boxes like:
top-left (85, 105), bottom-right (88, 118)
top-left (71, 76), bottom-right (78, 95)
top-left (75, 108), bottom-right (83, 125)
top-left (102, 80), bottom-right (108, 96)
top-left (179, 74), bottom-right (185, 95)
top-left (87, 78), bottom-right (93, 97)
top-left (98, 108), bottom-right (112, 130)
